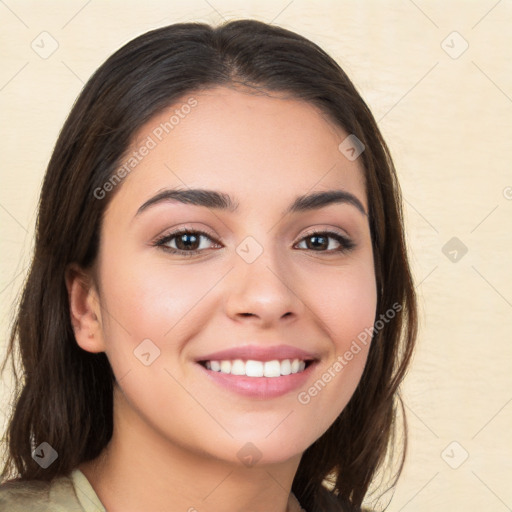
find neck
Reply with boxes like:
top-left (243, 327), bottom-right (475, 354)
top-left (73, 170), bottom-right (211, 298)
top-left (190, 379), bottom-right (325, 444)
top-left (79, 386), bottom-right (303, 512)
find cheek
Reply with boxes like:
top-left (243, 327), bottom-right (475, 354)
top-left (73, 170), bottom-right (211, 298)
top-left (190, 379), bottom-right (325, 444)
top-left (311, 259), bottom-right (377, 349)
top-left (295, 259), bottom-right (377, 420)
top-left (112, 260), bottom-right (218, 314)
top-left (95, 250), bottom-right (225, 367)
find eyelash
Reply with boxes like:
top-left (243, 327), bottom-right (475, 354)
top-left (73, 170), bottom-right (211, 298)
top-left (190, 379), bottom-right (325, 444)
top-left (153, 228), bottom-right (355, 257)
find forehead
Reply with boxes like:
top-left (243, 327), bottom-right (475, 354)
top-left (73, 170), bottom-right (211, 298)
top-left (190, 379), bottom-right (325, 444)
top-left (109, 86), bottom-right (367, 215)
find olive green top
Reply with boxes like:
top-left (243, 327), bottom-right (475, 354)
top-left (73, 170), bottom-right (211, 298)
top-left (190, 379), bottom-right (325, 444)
top-left (0, 468), bottom-right (106, 512)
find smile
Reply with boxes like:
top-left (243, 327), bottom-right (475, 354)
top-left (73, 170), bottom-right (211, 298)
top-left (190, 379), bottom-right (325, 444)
top-left (201, 358), bottom-right (309, 377)
top-left (196, 359), bottom-right (317, 399)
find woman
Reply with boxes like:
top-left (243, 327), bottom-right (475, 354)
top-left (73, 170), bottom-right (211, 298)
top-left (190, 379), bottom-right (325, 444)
top-left (0, 19), bottom-right (417, 512)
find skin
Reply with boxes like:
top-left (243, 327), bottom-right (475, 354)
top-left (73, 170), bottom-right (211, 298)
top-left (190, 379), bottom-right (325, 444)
top-left (67, 86), bottom-right (377, 512)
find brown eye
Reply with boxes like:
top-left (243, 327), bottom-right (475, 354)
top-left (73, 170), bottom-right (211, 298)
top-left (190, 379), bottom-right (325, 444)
top-left (295, 231), bottom-right (355, 253)
top-left (155, 229), bottom-right (221, 256)
top-left (174, 232), bottom-right (201, 251)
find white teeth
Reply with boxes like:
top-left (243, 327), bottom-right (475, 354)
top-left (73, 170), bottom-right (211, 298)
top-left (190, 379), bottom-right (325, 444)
top-left (245, 360), bottom-right (264, 377)
top-left (203, 358), bottom-right (308, 377)
top-left (264, 360), bottom-right (281, 377)
top-left (280, 359), bottom-right (291, 375)
top-left (220, 360), bottom-right (231, 374)
top-left (231, 359), bottom-right (245, 375)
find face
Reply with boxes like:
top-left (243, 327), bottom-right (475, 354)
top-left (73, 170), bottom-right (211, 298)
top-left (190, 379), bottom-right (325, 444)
top-left (76, 86), bottom-right (377, 466)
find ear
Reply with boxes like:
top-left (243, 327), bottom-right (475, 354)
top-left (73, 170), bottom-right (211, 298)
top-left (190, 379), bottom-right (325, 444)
top-left (65, 263), bottom-right (106, 353)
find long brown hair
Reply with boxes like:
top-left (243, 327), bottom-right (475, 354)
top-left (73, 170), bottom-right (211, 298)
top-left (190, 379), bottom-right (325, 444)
top-left (0, 19), bottom-right (417, 511)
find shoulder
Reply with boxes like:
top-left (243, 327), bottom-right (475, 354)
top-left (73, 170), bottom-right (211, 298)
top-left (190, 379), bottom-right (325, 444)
top-left (0, 478), bottom-right (50, 511)
top-left (0, 473), bottom-right (82, 512)
top-left (0, 478), bottom-right (53, 512)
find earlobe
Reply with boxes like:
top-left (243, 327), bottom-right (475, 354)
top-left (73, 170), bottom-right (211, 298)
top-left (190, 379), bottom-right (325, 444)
top-left (65, 264), bottom-right (106, 353)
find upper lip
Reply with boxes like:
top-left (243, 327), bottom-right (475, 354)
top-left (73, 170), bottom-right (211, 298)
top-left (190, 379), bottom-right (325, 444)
top-left (196, 344), bottom-right (319, 363)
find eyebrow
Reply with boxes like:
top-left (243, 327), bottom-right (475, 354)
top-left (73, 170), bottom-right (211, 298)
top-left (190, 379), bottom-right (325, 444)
top-left (135, 188), bottom-right (368, 218)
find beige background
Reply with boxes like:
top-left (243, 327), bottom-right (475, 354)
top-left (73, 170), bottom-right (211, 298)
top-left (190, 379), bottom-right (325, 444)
top-left (1, 1), bottom-right (511, 510)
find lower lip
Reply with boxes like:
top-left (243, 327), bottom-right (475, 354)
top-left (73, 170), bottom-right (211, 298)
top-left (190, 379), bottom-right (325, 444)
top-left (196, 362), bottom-right (317, 399)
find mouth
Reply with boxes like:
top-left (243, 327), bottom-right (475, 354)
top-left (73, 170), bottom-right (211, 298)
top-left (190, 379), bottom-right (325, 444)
top-left (197, 358), bottom-right (315, 377)
top-left (194, 344), bottom-right (320, 399)
top-left (195, 357), bottom-right (319, 399)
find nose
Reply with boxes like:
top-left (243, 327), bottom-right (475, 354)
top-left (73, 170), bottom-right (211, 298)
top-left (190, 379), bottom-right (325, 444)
top-left (223, 247), bottom-right (305, 327)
